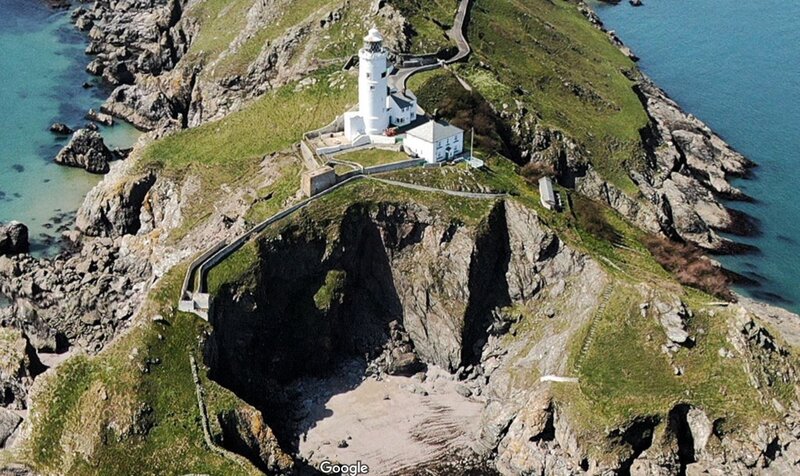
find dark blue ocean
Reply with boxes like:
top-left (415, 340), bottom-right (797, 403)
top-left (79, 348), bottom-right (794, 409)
top-left (594, 0), bottom-right (800, 311)
top-left (0, 0), bottom-right (137, 255)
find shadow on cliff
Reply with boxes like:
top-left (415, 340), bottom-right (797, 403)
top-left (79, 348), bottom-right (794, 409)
top-left (203, 200), bottom-right (517, 467)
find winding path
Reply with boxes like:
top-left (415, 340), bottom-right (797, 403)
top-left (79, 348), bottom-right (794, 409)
top-left (178, 1), bottom-right (477, 318)
top-left (389, 0), bottom-right (473, 92)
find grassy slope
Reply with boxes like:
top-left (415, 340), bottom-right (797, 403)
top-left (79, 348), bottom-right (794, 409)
top-left (185, 0), bottom-right (393, 79)
top-left (11, 0), bottom-right (793, 472)
top-left (389, 0), bottom-right (459, 53)
top-left (334, 148), bottom-right (409, 167)
top-left (460, 0), bottom-right (649, 194)
top-left (139, 69), bottom-right (355, 240)
top-left (19, 265), bottom-right (257, 475)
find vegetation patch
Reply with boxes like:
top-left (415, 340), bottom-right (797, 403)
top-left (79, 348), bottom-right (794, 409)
top-left (138, 70), bottom-right (355, 240)
top-left (22, 265), bottom-right (255, 475)
top-left (314, 269), bottom-right (347, 311)
top-left (388, 0), bottom-right (458, 53)
top-left (335, 148), bottom-right (409, 168)
top-left (465, 0), bottom-right (650, 194)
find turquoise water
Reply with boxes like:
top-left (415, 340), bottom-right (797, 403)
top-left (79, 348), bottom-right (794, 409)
top-left (0, 0), bottom-right (139, 255)
top-left (593, 1), bottom-right (800, 310)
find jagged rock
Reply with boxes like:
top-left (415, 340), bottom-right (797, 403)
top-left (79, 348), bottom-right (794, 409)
top-left (49, 122), bottom-right (73, 135)
top-left (654, 299), bottom-right (691, 345)
top-left (76, 172), bottom-right (156, 237)
top-left (0, 327), bottom-right (44, 410)
top-left (54, 129), bottom-right (115, 174)
top-left (0, 238), bottom-right (151, 354)
top-left (102, 61), bottom-right (135, 86)
top-left (0, 407), bottom-right (22, 447)
top-left (686, 408), bottom-right (713, 455)
top-left (0, 222), bottom-right (29, 256)
top-left (217, 406), bottom-right (294, 473)
top-left (85, 108), bottom-right (114, 126)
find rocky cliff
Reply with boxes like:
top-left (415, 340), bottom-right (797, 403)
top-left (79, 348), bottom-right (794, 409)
top-left (203, 193), bottom-right (800, 475)
top-left (2, 0), bottom-right (799, 474)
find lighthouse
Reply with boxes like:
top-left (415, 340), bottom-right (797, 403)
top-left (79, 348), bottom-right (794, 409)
top-left (343, 28), bottom-right (419, 143)
top-left (358, 28), bottom-right (390, 135)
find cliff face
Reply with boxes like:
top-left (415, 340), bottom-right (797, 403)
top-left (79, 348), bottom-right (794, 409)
top-left (5, 0), bottom-right (800, 474)
top-left (204, 194), bottom-right (800, 474)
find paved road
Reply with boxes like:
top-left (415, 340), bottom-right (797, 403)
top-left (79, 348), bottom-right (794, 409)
top-left (389, 0), bottom-right (473, 93)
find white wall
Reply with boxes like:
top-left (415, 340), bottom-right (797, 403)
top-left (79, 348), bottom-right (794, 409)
top-left (344, 112), bottom-right (365, 141)
top-left (433, 132), bottom-right (464, 161)
top-left (404, 135), bottom-right (435, 163)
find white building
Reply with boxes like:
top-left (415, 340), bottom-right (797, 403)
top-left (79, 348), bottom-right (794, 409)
top-left (403, 120), bottom-right (464, 163)
top-left (539, 176), bottom-right (557, 210)
top-left (344, 28), bottom-right (418, 141)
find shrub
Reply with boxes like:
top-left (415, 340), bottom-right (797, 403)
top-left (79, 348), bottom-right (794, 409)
top-left (642, 235), bottom-right (733, 300)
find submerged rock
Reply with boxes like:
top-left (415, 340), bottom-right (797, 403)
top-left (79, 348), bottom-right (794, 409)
top-left (0, 222), bottom-right (28, 256)
top-left (54, 129), bottom-right (115, 174)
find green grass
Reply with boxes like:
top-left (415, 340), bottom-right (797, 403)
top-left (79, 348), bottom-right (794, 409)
top-left (464, 0), bottom-right (650, 195)
top-left (336, 148), bottom-right (409, 167)
top-left (554, 283), bottom-right (784, 456)
top-left (21, 266), bottom-right (257, 475)
top-left (185, 0), bottom-right (254, 63)
top-left (389, 0), bottom-right (459, 53)
top-left (314, 269), bottom-right (347, 311)
top-left (138, 69), bottom-right (355, 241)
top-left (212, 0), bottom-right (335, 78)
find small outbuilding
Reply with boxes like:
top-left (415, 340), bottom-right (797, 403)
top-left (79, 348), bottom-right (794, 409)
top-left (539, 176), bottom-right (557, 210)
top-left (403, 120), bottom-right (464, 164)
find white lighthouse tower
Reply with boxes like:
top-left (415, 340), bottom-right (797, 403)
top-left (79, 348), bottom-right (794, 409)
top-left (358, 28), bottom-right (389, 135)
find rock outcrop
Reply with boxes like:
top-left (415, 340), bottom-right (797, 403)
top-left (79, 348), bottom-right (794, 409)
top-left (0, 407), bottom-right (22, 448)
top-left (216, 406), bottom-right (294, 473)
top-left (49, 122), bottom-right (73, 135)
top-left (0, 327), bottom-right (43, 411)
top-left (54, 129), bottom-right (117, 174)
top-left (0, 238), bottom-right (151, 353)
top-left (0, 222), bottom-right (29, 256)
top-left (76, 170), bottom-right (156, 237)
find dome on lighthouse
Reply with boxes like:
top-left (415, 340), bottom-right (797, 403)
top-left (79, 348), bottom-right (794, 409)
top-left (364, 27), bottom-right (383, 43)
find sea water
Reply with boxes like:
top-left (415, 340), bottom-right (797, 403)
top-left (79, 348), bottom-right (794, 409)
top-left (0, 0), bottom-right (139, 255)
top-left (593, 0), bottom-right (800, 311)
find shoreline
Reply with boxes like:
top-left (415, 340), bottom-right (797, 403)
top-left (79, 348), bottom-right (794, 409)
top-left (583, 0), bottom-right (798, 310)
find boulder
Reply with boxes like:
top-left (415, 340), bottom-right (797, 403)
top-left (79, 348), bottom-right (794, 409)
top-left (0, 407), bottom-right (22, 447)
top-left (654, 299), bottom-right (692, 346)
top-left (54, 129), bottom-right (115, 174)
top-left (85, 108), bottom-right (114, 126)
top-left (0, 222), bottom-right (29, 256)
top-left (49, 122), bottom-right (73, 135)
top-left (686, 407), bottom-right (713, 455)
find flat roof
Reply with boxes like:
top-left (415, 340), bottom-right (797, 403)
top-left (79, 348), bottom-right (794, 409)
top-left (539, 176), bottom-right (556, 202)
top-left (406, 120), bottom-right (463, 143)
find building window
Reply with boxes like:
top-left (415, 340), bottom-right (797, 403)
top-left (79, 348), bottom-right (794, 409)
top-left (381, 71), bottom-right (387, 78)
top-left (366, 73), bottom-right (371, 79)
top-left (370, 85), bottom-right (375, 90)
